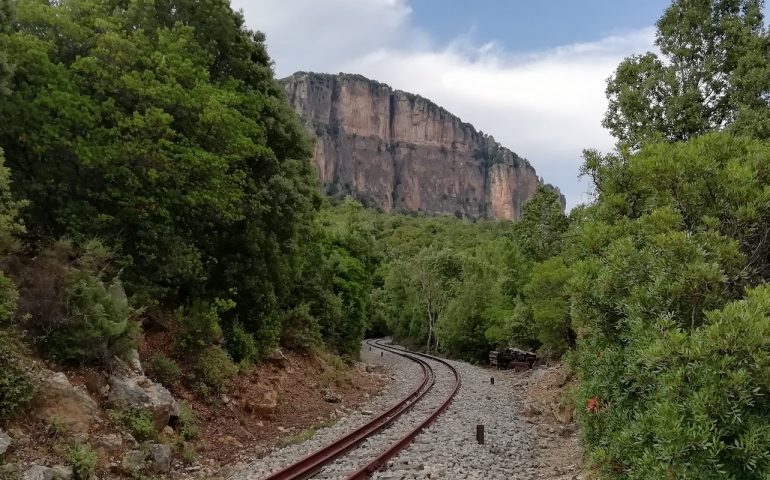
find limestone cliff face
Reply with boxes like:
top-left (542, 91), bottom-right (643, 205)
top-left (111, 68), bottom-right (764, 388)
top-left (283, 72), bottom-right (562, 220)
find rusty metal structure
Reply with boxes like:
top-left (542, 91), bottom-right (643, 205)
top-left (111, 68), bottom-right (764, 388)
top-left (261, 339), bottom-right (460, 480)
top-left (489, 348), bottom-right (536, 370)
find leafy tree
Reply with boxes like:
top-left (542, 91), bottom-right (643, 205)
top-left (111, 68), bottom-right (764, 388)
top-left (515, 185), bottom-right (569, 262)
top-left (604, 0), bottom-right (770, 149)
top-left (0, 0), bottom-right (319, 356)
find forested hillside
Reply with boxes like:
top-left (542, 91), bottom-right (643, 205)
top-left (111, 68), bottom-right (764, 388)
top-left (1, 0), bottom-right (770, 478)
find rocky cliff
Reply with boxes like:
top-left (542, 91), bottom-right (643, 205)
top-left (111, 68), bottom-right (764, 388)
top-left (282, 72), bottom-right (563, 220)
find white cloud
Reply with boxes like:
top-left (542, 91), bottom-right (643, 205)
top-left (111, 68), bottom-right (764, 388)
top-left (233, 0), bottom-right (656, 209)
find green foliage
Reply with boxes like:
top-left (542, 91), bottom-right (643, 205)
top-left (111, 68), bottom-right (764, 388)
top-left (227, 321), bottom-right (258, 366)
top-left (0, 332), bottom-right (34, 421)
top-left (178, 300), bottom-right (225, 350)
top-left (604, 0), bottom-right (770, 149)
top-left (0, 0), bottom-right (319, 360)
top-left (109, 408), bottom-right (156, 442)
top-left (524, 257), bottom-right (574, 356)
top-left (571, 133), bottom-right (770, 478)
top-left (67, 443), bottom-right (97, 480)
top-left (194, 346), bottom-right (237, 394)
top-left (45, 272), bottom-right (138, 364)
top-left (177, 402), bottom-right (199, 440)
top-left (147, 353), bottom-right (181, 387)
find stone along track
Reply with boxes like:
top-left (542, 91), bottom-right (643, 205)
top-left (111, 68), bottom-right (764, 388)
top-left (253, 340), bottom-right (460, 480)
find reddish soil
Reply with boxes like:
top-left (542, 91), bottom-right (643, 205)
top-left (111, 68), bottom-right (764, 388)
top-left (139, 329), bottom-right (388, 476)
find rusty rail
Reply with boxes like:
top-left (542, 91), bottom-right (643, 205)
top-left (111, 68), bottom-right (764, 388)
top-left (261, 339), bottom-right (436, 480)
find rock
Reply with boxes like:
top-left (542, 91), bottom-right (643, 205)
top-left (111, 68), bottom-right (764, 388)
top-left (282, 72), bottom-right (562, 220)
top-left (559, 424), bottom-right (577, 437)
top-left (221, 394), bottom-right (231, 404)
top-left (108, 374), bottom-right (179, 430)
top-left (22, 465), bottom-right (72, 480)
top-left (266, 348), bottom-right (287, 364)
top-left (93, 434), bottom-right (123, 461)
top-left (0, 463), bottom-right (20, 478)
top-left (126, 349), bottom-right (143, 374)
top-left (244, 387), bottom-right (277, 415)
top-left (322, 389), bottom-right (341, 403)
top-left (162, 425), bottom-right (175, 436)
top-left (122, 450), bottom-right (146, 472)
top-left (32, 371), bottom-right (99, 434)
top-left (82, 371), bottom-right (109, 397)
top-left (148, 443), bottom-right (172, 473)
top-left (123, 433), bottom-right (139, 449)
top-left (0, 428), bottom-right (11, 455)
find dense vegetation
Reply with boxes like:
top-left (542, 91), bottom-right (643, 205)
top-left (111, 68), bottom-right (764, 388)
top-left (1, 0), bottom-right (769, 478)
top-left (0, 0), bottom-right (373, 410)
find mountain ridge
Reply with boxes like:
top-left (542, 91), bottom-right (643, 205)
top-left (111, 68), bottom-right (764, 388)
top-left (282, 71), bottom-right (564, 219)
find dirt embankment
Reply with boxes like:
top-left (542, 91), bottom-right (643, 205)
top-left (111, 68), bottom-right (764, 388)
top-left (510, 364), bottom-right (583, 480)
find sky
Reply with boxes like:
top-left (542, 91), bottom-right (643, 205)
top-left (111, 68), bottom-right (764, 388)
top-left (231, 0), bottom-right (673, 209)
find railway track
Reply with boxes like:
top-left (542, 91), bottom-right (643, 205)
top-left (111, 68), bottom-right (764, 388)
top-left (259, 339), bottom-right (461, 480)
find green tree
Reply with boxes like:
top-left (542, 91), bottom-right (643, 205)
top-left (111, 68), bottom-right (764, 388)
top-left (515, 186), bottom-right (569, 262)
top-left (0, 0), bottom-right (319, 355)
top-left (604, 0), bottom-right (770, 149)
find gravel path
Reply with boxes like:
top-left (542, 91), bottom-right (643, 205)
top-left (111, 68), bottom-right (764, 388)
top-left (228, 341), bottom-right (536, 480)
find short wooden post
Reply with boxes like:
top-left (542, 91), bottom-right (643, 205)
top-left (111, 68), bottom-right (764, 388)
top-left (490, 377), bottom-right (495, 385)
top-left (476, 424), bottom-right (485, 445)
top-left (381, 351), bottom-right (383, 357)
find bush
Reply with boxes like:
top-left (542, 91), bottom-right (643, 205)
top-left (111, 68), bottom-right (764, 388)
top-left (147, 353), bottom-right (181, 387)
top-left (13, 240), bottom-right (139, 365)
top-left (226, 321), bottom-right (258, 366)
top-left (67, 443), bottom-right (97, 480)
top-left (109, 408), bottom-right (156, 441)
top-left (194, 346), bottom-right (237, 394)
top-left (43, 272), bottom-right (138, 364)
top-left (0, 332), bottom-right (35, 421)
top-left (177, 402), bottom-right (198, 440)
top-left (178, 299), bottom-right (235, 349)
top-left (576, 285), bottom-right (770, 479)
top-left (280, 304), bottom-right (322, 353)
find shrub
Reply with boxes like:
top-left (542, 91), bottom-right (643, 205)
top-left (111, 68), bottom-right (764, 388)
top-left (43, 273), bottom-right (138, 364)
top-left (0, 271), bottom-right (18, 325)
top-left (280, 304), bottom-right (323, 353)
top-left (576, 285), bottom-right (770, 479)
top-left (109, 408), bottom-right (156, 441)
top-left (194, 346), bottom-right (237, 394)
top-left (226, 321), bottom-right (258, 366)
top-left (67, 443), bottom-right (97, 480)
top-left (147, 353), bottom-right (181, 387)
top-left (0, 332), bottom-right (35, 421)
top-left (13, 240), bottom-right (139, 365)
top-left (177, 402), bottom-right (199, 440)
top-left (178, 300), bottom-right (227, 349)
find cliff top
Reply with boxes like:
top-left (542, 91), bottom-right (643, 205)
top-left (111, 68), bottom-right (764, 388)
top-left (282, 71), bottom-right (535, 171)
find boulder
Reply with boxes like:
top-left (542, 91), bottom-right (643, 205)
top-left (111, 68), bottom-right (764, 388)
top-left (148, 443), bottom-right (172, 473)
top-left (322, 389), bottom-right (341, 403)
top-left (244, 387), bottom-right (277, 415)
top-left (266, 348), bottom-right (287, 363)
top-left (108, 374), bottom-right (179, 430)
top-left (122, 450), bottom-right (146, 472)
top-left (32, 371), bottom-right (98, 434)
top-left (0, 428), bottom-right (11, 455)
top-left (22, 465), bottom-right (73, 480)
top-left (92, 433), bottom-right (123, 461)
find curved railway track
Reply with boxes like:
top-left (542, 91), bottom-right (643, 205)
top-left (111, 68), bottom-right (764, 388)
top-left (259, 339), bottom-right (461, 480)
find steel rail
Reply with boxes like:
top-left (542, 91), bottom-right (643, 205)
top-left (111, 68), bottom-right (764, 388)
top-left (261, 339), bottom-right (436, 480)
top-left (344, 340), bottom-right (461, 480)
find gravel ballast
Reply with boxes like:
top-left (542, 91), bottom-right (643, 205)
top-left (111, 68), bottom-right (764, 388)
top-left (228, 341), bottom-right (537, 480)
